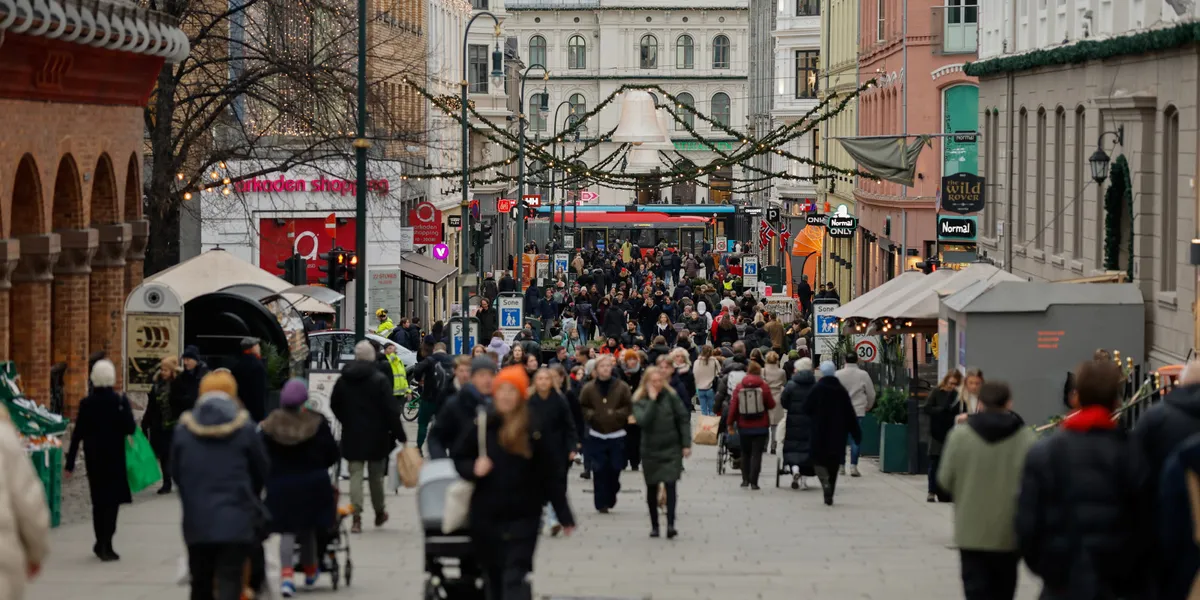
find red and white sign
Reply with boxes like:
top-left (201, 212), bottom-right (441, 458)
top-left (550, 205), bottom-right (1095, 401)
top-left (237, 176), bottom-right (390, 196)
top-left (496, 198), bottom-right (517, 213)
top-left (580, 190), bottom-right (599, 203)
top-left (407, 201), bottom-right (443, 245)
top-left (854, 338), bottom-right (879, 363)
top-left (259, 217), bottom-right (358, 283)
top-left (522, 194), bottom-right (542, 207)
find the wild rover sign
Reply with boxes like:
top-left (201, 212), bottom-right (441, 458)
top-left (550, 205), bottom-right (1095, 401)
top-left (941, 172), bottom-right (985, 214)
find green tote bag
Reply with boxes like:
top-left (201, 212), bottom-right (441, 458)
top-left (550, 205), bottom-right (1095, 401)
top-left (125, 428), bottom-right (162, 494)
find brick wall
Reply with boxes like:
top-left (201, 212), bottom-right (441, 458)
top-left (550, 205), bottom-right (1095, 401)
top-left (11, 282), bottom-right (50, 404)
top-left (124, 259), bottom-right (143, 298)
top-left (52, 274), bottom-right (89, 416)
top-left (88, 267), bottom-right (124, 389)
top-left (0, 290), bottom-right (9, 361)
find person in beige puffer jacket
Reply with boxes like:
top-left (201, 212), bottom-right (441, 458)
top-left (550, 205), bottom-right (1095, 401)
top-left (0, 404), bottom-right (50, 599)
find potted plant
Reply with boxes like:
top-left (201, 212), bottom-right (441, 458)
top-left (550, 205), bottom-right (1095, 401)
top-left (873, 387), bottom-right (909, 473)
top-left (859, 397), bottom-right (882, 457)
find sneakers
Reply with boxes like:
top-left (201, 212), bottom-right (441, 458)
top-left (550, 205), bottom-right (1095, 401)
top-left (281, 581), bottom-right (296, 598)
top-left (799, 476), bottom-right (809, 490)
top-left (750, 484), bottom-right (761, 491)
top-left (850, 466), bottom-right (861, 478)
top-left (927, 493), bottom-right (936, 503)
top-left (839, 465), bottom-right (846, 475)
top-left (303, 567), bottom-right (321, 587)
top-left (791, 476), bottom-right (800, 490)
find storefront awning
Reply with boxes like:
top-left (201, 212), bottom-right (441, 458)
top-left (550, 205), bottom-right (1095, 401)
top-left (831, 271), bottom-right (928, 319)
top-left (401, 252), bottom-right (458, 285)
top-left (880, 263), bottom-right (1024, 320)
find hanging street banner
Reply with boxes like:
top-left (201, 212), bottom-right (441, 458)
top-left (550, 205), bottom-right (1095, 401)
top-left (941, 172), bottom-right (986, 214)
top-left (778, 220), bottom-right (791, 253)
top-left (743, 255), bottom-right (759, 288)
top-left (407, 201), bottom-right (443, 245)
top-left (758, 219), bottom-right (776, 251)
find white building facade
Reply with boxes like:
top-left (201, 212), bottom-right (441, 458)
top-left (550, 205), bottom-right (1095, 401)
top-left (504, 0), bottom-right (749, 206)
top-left (770, 0), bottom-right (821, 214)
top-left (426, 0), bottom-right (471, 212)
top-left (970, 1), bottom-right (1200, 365)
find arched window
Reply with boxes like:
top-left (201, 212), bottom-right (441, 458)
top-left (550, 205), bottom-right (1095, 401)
top-left (1162, 105), bottom-right (1180, 291)
top-left (568, 35), bottom-right (586, 69)
top-left (676, 35), bottom-right (694, 69)
top-left (712, 34), bottom-right (730, 69)
top-left (711, 92), bottom-right (730, 127)
top-left (529, 35), bottom-right (546, 68)
top-left (675, 92), bottom-right (695, 130)
top-left (640, 34), bottom-right (658, 69)
top-left (569, 93), bottom-right (587, 131)
top-left (530, 93), bottom-right (548, 131)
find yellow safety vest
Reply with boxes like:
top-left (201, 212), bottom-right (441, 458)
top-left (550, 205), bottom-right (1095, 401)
top-left (723, 279), bottom-right (734, 292)
top-left (377, 318), bottom-right (396, 338)
top-left (386, 354), bottom-right (409, 395)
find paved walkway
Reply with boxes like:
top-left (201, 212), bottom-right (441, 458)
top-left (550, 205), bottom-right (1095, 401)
top-left (30, 432), bottom-right (1042, 599)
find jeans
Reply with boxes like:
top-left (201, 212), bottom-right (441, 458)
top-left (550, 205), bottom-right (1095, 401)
top-left (278, 531), bottom-right (318, 572)
top-left (188, 543), bottom-right (253, 600)
top-left (928, 454), bottom-right (953, 501)
top-left (348, 460), bottom-right (386, 516)
top-left (741, 433), bottom-right (768, 486)
top-left (847, 416), bottom-right (864, 466)
top-left (697, 388), bottom-right (715, 416)
top-left (585, 436), bottom-right (625, 511)
top-left (959, 549), bottom-right (1020, 600)
top-left (646, 481), bottom-right (677, 530)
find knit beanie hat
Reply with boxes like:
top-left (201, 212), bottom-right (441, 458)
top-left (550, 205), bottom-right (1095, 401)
top-left (819, 361), bottom-right (837, 377)
top-left (471, 355), bottom-right (499, 375)
top-left (494, 365), bottom-right (529, 398)
top-left (199, 370), bottom-right (238, 398)
top-left (280, 378), bottom-right (308, 408)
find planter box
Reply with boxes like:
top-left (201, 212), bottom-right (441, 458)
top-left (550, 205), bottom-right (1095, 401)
top-left (880, 423), bottom-right (909, 473)
top-left (859, 414), bottom-right (881, 457)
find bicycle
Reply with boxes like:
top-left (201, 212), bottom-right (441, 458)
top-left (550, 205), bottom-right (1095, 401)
top-left (401, 390), bottom-right (421, 422)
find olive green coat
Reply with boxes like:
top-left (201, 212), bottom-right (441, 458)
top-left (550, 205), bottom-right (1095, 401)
top-left (632, 388), bottom-right (692, 485)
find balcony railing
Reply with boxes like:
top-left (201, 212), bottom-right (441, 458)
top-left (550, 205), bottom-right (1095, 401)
top-left (931, 5), bottom-right (978, 55)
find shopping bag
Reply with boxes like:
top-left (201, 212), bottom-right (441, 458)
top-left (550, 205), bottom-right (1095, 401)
top-left (442, 409), bottom-right (486, 534)
top-left (396, 446), bottom-right (423, 489)
top-left (125, 428), bottom-right (162, 494)
top-left (387, 447), bottom-right (402, 493)
top-left (693, 415), bottom-right (721, 446)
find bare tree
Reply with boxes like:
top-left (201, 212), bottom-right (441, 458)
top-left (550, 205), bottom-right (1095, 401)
top-left (143, 0), bottom-right (438, 273)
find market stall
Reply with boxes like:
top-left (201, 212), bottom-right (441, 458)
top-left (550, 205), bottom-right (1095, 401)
top-left (0, 362), bottom-right (68, 527)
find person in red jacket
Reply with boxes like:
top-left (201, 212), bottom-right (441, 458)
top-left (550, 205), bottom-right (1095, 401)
top-left (728, 362), bottom-right (777, 490)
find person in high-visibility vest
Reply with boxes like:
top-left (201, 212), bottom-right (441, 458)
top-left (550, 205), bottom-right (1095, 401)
top-left (375, 309), bottom-right (396, 338)
top-left (384, 344), bottom-right (410, 397)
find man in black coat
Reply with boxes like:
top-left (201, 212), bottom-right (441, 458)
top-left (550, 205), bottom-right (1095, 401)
top-left (803, 361), bottom-right (861, 505)
top-left (230, 337), bottom-right (268, 422)
top-left (431, 356), bottom-right (496, 459)
top-left (1132, 366), bottom-right (1200, 498)
top-left (498, 271), bottom-right (517, 293)
top-left (476, 297), bottom-right (499, 344)
top-left (330, 341), bottom-right (407, 532)
top-left (177, 345), bottom-right (209, 414)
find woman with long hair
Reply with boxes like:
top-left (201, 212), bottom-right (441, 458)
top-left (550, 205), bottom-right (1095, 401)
top-left (141, 356), bottom-right (182, 494)
top-left (924, 370), bottom-right (964, 503)
top-left (504, 344), bottom-right (526, 368)
top-left (763, 352), bottom-right (789, 455)
top-left (654, 313), bottom-right (677, 346)
top-left (714, 313), bottom-right (739, 347)
top-left (631, 367), bottom-right (691, 538)
top-left (958, 368), bottom-right (985, 415)
top-left (693, 345), bottom-right (721, 416)
top-left (528, 368), bottom-right (578, 537)
top-left (453, 366), bottom-right (575, 599)
top-left (524, 353), bottom-right (540, 378)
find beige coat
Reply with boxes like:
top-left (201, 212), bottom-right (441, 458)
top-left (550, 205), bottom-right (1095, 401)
top-left (0, 408), bottom-right (49, 600)
top-left (763, 365), bottom-right (788, 425)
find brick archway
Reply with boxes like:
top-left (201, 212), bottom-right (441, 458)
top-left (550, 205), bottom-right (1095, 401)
top-left (49, 154), bottom-right (91, 412)
top-left (12, 154), bottom-right (44, 237)
top-left (89, 154), bottom-right (118, 226)
top-left (89, 153), bottom-right (128, 394)
top-left (122, 152), bottom-right (147, 302)
top-left (10, 154), bottom-right (53, 403)
top-left (124, 153), bottom-right (141, 221)
top-left (52, 155), bottom-right (85, 229)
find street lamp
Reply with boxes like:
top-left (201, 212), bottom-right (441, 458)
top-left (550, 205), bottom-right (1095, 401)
top-left (515, 63), bottom-right (549, 293)
top-left (460, 12), bottom-right (505, 349)
top-left (550, 100), bottom-right (576, 249)
top-left (1089, 124), bottom-right (1125, 184)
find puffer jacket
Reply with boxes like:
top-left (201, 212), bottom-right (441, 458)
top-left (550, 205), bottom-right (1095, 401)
top-left (1015, 407), bottom-right (1154, 599)
top-left (728, 373), bottom-right (776, 435)
top-left (330, 360), bottom-right (407, 461)
top-left (780, 370), bottom-right (816, 468)
top-left (172, 392), bottom-right (270, 545)
top-left (0, 407), bottom-right (49, 600)
top-left (1133, 383), bottom-right (1200, 496)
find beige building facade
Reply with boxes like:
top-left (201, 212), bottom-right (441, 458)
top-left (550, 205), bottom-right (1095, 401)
top-left (817, 0), bottom-right (858, 298)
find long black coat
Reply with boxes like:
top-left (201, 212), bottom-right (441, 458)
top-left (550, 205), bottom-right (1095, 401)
top-left (780, 370), bottom-right (817, 469)
top-left (330, 360), bottom-right (406, 461)
top-left (476, 307), bottom-right (499, 340)
top-left (231, 352), bottom-right (269, 422)
top-left (803, 375), bottom-right (861, 466)
top-left (66, 388), bottom-right (136, 506)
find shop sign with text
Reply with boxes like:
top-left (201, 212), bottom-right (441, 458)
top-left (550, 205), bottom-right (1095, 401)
top-left (237, 175), bottom-right (390, 196)
top-left (407, 201), bottom-right (443, 245)
top-left (941, 172), bottom-right (986, 214)
top-left (937, 215), bottom-right (978, 241)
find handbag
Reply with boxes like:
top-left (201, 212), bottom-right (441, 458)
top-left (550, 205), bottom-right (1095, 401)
top-left (396, 445), bottom-right (423, 489)
top-left (125, 428), bottom-right (162, 494)
top-left (441, 408), bottom-right (487, 534)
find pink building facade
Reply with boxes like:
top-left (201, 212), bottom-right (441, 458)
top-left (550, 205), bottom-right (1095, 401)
top-left (854, 0), bottom-right (979, 291)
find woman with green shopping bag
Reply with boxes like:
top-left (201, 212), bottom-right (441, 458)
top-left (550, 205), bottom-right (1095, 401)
top-left (66, 359), bottom-right (137, 562)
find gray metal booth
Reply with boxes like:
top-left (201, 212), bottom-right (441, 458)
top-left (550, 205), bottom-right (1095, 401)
top-left (939, 281), bottom-right (1145, 425)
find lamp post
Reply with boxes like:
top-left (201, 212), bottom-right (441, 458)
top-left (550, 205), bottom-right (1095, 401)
top-left (352, 0), bottom-right (369, 341)
top-left (515, 63), bottom-right (548, 293)
top-left (1089, 124), bottom-right (1125, 184)
top-left (460, 12), bottom-right (505, 350)
top-left (550, 101), bottom-right (575, 250)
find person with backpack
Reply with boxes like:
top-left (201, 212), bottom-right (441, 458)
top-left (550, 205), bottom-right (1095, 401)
top-left (937, 382), bottom-right (1036, 600)
top-left (407, 342), bottom-right (455, 455)
top-left (727, 362), bottom-right (777, 490)
top-left (1015, 358), bottom-right (1154, 599)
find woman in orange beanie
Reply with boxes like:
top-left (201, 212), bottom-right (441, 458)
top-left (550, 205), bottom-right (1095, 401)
top-left (198, 370), bottom-right (239, 404)
top-left (454, 365), bottom-right (575, 599)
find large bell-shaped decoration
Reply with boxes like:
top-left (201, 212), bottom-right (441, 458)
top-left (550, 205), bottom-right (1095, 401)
top-left (625, 147), bottom-right (663, 173)
top-left (611, 91), bottom-right (663, 145)
top-left (641, 108), bottom-right (675, 151)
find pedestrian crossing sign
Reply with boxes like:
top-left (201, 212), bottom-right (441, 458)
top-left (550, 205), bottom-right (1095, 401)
top-left (502, 308), bottom-right (520, 328)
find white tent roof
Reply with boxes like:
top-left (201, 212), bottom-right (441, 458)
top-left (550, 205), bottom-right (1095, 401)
top-left (878, 263), bottom-right (1025, 320)
top-left (831, 270), bottom-right (928, 319)
top-left (147, 248), bottom-right (336, 313)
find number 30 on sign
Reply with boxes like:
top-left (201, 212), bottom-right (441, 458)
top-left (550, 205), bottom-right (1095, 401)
top-left (853, 337), bottom-right (879, 363)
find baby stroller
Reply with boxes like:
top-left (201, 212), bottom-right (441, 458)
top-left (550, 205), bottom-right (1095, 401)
top-left (289, 469), bottom-right (355, 590)
top-left (716, 405), bottom-right (742, 475)
top-left (419, 459), bottom-right (483, 600)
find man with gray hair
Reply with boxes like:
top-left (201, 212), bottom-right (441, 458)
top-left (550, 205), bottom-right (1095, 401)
top-left (331, 340), bottom-right (407, 533)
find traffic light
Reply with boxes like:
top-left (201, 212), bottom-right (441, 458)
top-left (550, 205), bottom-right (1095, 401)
top-left (916, 258), bottom-right (940, 274)
top-left (276, 253), bottom-right (306, 286)
top-left (480, 221), bottom-right (494, 246)
top-left (345, 252), bottom-right (358, 283)
top-left (318, 247), bottom-right (348, 291)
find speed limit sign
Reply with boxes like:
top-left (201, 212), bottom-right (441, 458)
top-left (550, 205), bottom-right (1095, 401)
top-left (853, 336), bottom-right (880, 363)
